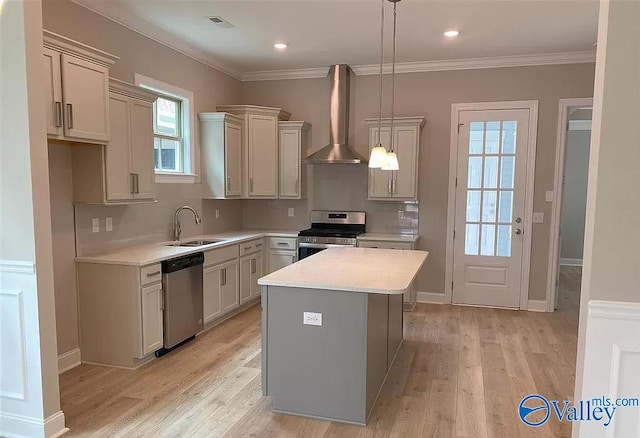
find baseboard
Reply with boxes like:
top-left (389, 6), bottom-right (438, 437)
top-left (57, 348), bottom-right (81, 374)
top-left (527, 299), bottom-right (549, 312)
top-left (0, 410), bottom-right (68, 438)
top-left (560, 257), bottom-right (583, 266)
top-left (416, 291), bottom-right (445, 304)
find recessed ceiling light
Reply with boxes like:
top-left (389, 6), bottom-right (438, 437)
top-left (274, 42), bottom-right (288, 50)
top-left (444, 30), bottom-right (460, 38)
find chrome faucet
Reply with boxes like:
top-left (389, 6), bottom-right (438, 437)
top-left (173, 206), bottom-right (202, 241)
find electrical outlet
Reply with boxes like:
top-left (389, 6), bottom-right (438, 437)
top-left (91, 218), bottom-right (100, 233)
top-left (105, 217), bottom-right (113, 232)
top-left (303, 312), bottom-right (322, 326)
top-left (288, 208), bottom-right (294, 217)
top-left (545, 191), bottom-right (554, 202)
top-left (533, 212), bottom-right (544, 223)
top-left (215, 208), bottom-right (220, 219)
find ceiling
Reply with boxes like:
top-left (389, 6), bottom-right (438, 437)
top-left (74, 0), bottom-right (599, 79)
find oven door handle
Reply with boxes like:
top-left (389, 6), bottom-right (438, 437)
top-left (298, 243), bottom-right (349, 249)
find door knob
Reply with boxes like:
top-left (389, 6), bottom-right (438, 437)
top-left (514, 228), bottom-right (523, 235)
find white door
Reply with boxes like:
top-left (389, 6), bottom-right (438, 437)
top-left (452, 109), bottom-right (530, 308)
top-left (105, 94), bottom-right (133, 201)
top-left (140, 283), bottom-right (163, 356)
top-left (391, 126), bottom-right (418, 199)
top-left (43, 48), bottom-right (63, 137)
top-left (203, 265), bottom-right (222, 324)
top-left (247, 114), bottom-right (277, 198)
top-left (250, 253), bottom-right (263, 299)
top-left (239, 256), bottom-right (252, 305)
top-left (130, 100), bottom-right (155, 199)
top-left (368, 127), bottom-right (392, 199)
top-left (220, 261), bottom-right (239, 312)
top-left (268, 250), bottom-right (296, 273)
top-left (279, 129), bottom-right (301, 198)
top-left (225, 121), bottom-right (243, 197)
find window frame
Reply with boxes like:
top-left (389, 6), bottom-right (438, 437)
top-left (153, 95), bottom-right (184, 173)
top-left (134, 73), bottom-right (197, 184)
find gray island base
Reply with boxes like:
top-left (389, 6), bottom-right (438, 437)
top-left (258, 247), bottom-right (428, 425)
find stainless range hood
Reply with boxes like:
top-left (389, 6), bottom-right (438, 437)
top-left (304, 64), bottom-right (368, 165)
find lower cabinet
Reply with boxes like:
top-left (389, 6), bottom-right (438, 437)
top-left (241, 251), bottom-right (263, 305)
top-left (220, 260), bottom-right (239, 312)
top-left (140, 282), bottom-right (164, 356)
top-left (267, 237), bottom-right (298, 274)
top-left (204, 258), bottom-right (239, 324)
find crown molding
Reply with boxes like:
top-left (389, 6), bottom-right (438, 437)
top-left (242, 51), bottom-right (596, 81)
top-left (70, 0), bottom-right (243, 81)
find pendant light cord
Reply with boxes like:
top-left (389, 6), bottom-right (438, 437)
top-left (389, 0), bottom-right (398, 152)
top-left (376, 0), bottom-right (385, 145)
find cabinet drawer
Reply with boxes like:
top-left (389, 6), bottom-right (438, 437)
top-left (140, 263), bottom-right (162, 286)
top-left (269, 237), bottom-right (297, 250)
top-left (205, 244), bottom-right (239, 267)
top-left (240, 238), bottom-right (264, 257)
top-left (358, 240), bottom-right (414, 250)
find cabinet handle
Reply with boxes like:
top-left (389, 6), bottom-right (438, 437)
top-left (388, 179), bottom-right (392, 195)
top-left (66, 103), bottom-right (73, 129)
top-left (251, 259), bottom-right (256, 274)
top-left (255, 243), bottom-right (263, 248)
top-left (220, 268), bottom-right (226, 286)
top-left (392, 179), bottom-right (396, 195)
top-left (146, 271), bottom-right (161, 277)
top-left (295, 178), bottom-right (299, 194)
top-left (244, 246), bottom-right (252, 251)
top-left (55, 101), bottom-right (62, 127)
top-left (135, 174), bottom-right (140, 194)
top-left (130, 173), bottom-right (136, 194)
top-left (249, 177), bottom-right (254, 193)
top-left (227, 176), bottom-right (231, 191)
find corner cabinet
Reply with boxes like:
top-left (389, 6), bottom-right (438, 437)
top-left (279, 122), bottom-right (310, 199)
top-left (43, 30), bottom-right (118, 144)
top-left (217, 105), bottom-right (291, 199)
top-left (199, 112), bottom-right (244, 199)
top-left (365, 117), bottom-right (425, 201)
top-left (71, 79), bottom-right (159, 204)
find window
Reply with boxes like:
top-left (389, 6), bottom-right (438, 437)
top-left (134, 73), bottom-right (196, 183)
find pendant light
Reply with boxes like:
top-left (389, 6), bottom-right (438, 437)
top-left (368, 0), bottom-right (388, 169)
top-left (381, 0), bottom-right (400, 171)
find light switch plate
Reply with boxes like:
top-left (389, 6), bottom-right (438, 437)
top-left (105, 217), bottom-right (113, 232)
top-left (303, 312), bottom-right (322, 326)
top-left (91, 218), bottom-right (100, 233)
top-left (288, 208), bottom-right (295, 217)
top-left (533, 212), bottom-right (544, 223)
top-left (545, 191), bottom-right (554, 202)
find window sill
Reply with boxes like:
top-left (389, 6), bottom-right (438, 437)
top-left (155, 173), bottom-right (197, 184)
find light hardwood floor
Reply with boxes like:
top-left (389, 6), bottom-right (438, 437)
top-left (60, 269), bottom-right (581, 437)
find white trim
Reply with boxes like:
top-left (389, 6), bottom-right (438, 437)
top-left (589, 300), bottom-right (640, 321)
top-left (527, 300), bottom-right (549, 312)
top-left (134, 73), bottom-right (198, 182)
top-left (242, 51), bottom-right (596, 81)
top-left (568, 119), bottom-right (592, 131)
top-left (154, 173), bottom-right (197, 184)
top-left (57, 348), bottom-right (81, 374)
top-left (560, 258), bottom-right (583, 267)
top-left (70, 0), bottom-right (242, 80)
top-left (445, 100), bottom-right (539, 310)
top-left (0, 260), bottom-right (35, 275)
top-left (546, 98), bottom-right (593, 312)
top-left (0, 411), bottom-right (68, 438)
top-left (416, 292), bottom-right (445, 304)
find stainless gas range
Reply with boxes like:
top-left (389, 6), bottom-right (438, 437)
top-left (298, 211), bottom-right (366, 260)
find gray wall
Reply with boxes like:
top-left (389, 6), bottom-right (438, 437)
top-left (560, 129), bottom-right (591, 263)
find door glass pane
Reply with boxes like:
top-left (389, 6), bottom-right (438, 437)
top-left (498, 191), bottom-right (513, 223)
top-left (483, 156), bottom-right (499, 188)
top-left (500, 156), bottom-right (515, 189)
top-left (485, 121), bottom-right (501, 154)
top-left (480, 224), bottom-right (496, 256)
top-left (466, 190), bottom-right (481, 222)
top-left (482, 190), bottom-right (497, 222)
top-left (465, 224), bottom-right (479, 255)
top-left (497, 225), bottom-right (512, 257)
top-left (502, 121), bottom-right (517, 154)
top-left (469, 122), bottom-right (484, 154)
top-left (468, 157), bottom-right (483, 189)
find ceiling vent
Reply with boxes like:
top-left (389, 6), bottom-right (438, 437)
top-left (207, 16), bottom-right (235, 29)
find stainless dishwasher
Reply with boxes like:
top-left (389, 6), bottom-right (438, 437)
top-left (157, 252), bottom-right (204, 356)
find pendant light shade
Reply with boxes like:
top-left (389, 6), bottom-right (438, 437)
top-left (382, 151), bottom-right (399, 171)
top-left (369, 143), bottom-right (388, 168)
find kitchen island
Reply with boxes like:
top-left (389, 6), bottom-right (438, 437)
top-left (258, 247), bottom-right (428, 425)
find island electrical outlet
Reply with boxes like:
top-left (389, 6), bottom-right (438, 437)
top-left (303, 312), bottom-right (322, 326)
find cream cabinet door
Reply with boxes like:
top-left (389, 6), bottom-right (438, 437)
top-left (220, 260), bottom-right (239, 312)
top-left (61, 54), bottom-right (110, 142)
top-left (268, 250), bottom-right (296, 274)
top-left (225, 121), bottom-right (243, 197)
top-left (130, 101), bottom-right (155, 200)
top-left (279, 129), bottom-right (300, 198)
top-left (140, 283), bottom-right (163, 356)
top-left (105, 94), bottom-right (133, 201)
top-left (247, 114), bottom-right (278, 198)
top-left (250, 253), bottom-right (263, 299)
top-left (239, 256), bottom-right (252, 305)
top-left (43, 48), bottom-right (63, 137)
top-left (203, 265), bottom-right (222, 324)
top-left (368, 127), bottom-right (392, 199)
top-left (392, 126), bottom-right (419, 199)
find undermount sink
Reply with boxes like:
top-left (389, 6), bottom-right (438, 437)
top-left (166, 239), bottom-right (224, 247)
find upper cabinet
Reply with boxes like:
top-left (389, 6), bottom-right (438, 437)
top-left (71, 79), bottom-right (159, 204)
top-left (199, 112), bottom-right (244, 199)
top-left (366, 117), bottom-right (425, 201)
top-left (279, 121), bottom-right (310, 199)
top-left (217, 105), bottom-right (291, 199)
top-left (43, 30), bottom-right (118, 144)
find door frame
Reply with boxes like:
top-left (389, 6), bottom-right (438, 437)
top-left (545, 97), bottom-right (593, 312)
top-left (445, 100), bottom-right (539, 309)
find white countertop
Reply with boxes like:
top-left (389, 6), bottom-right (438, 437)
top-left (357, 233), bottom-right (420, 243)
top-left (258, 247), bottom-right (428, 295)
top-left (75, 230), bottom-right (298, 267)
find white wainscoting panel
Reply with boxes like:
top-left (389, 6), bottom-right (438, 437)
top-left (580, 300), bottom-right (640, 438)
top-left (0, 289), bottom-right (28, 401)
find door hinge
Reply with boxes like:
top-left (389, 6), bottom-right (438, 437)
top-left (458, 123), bottom-right (464, 133)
